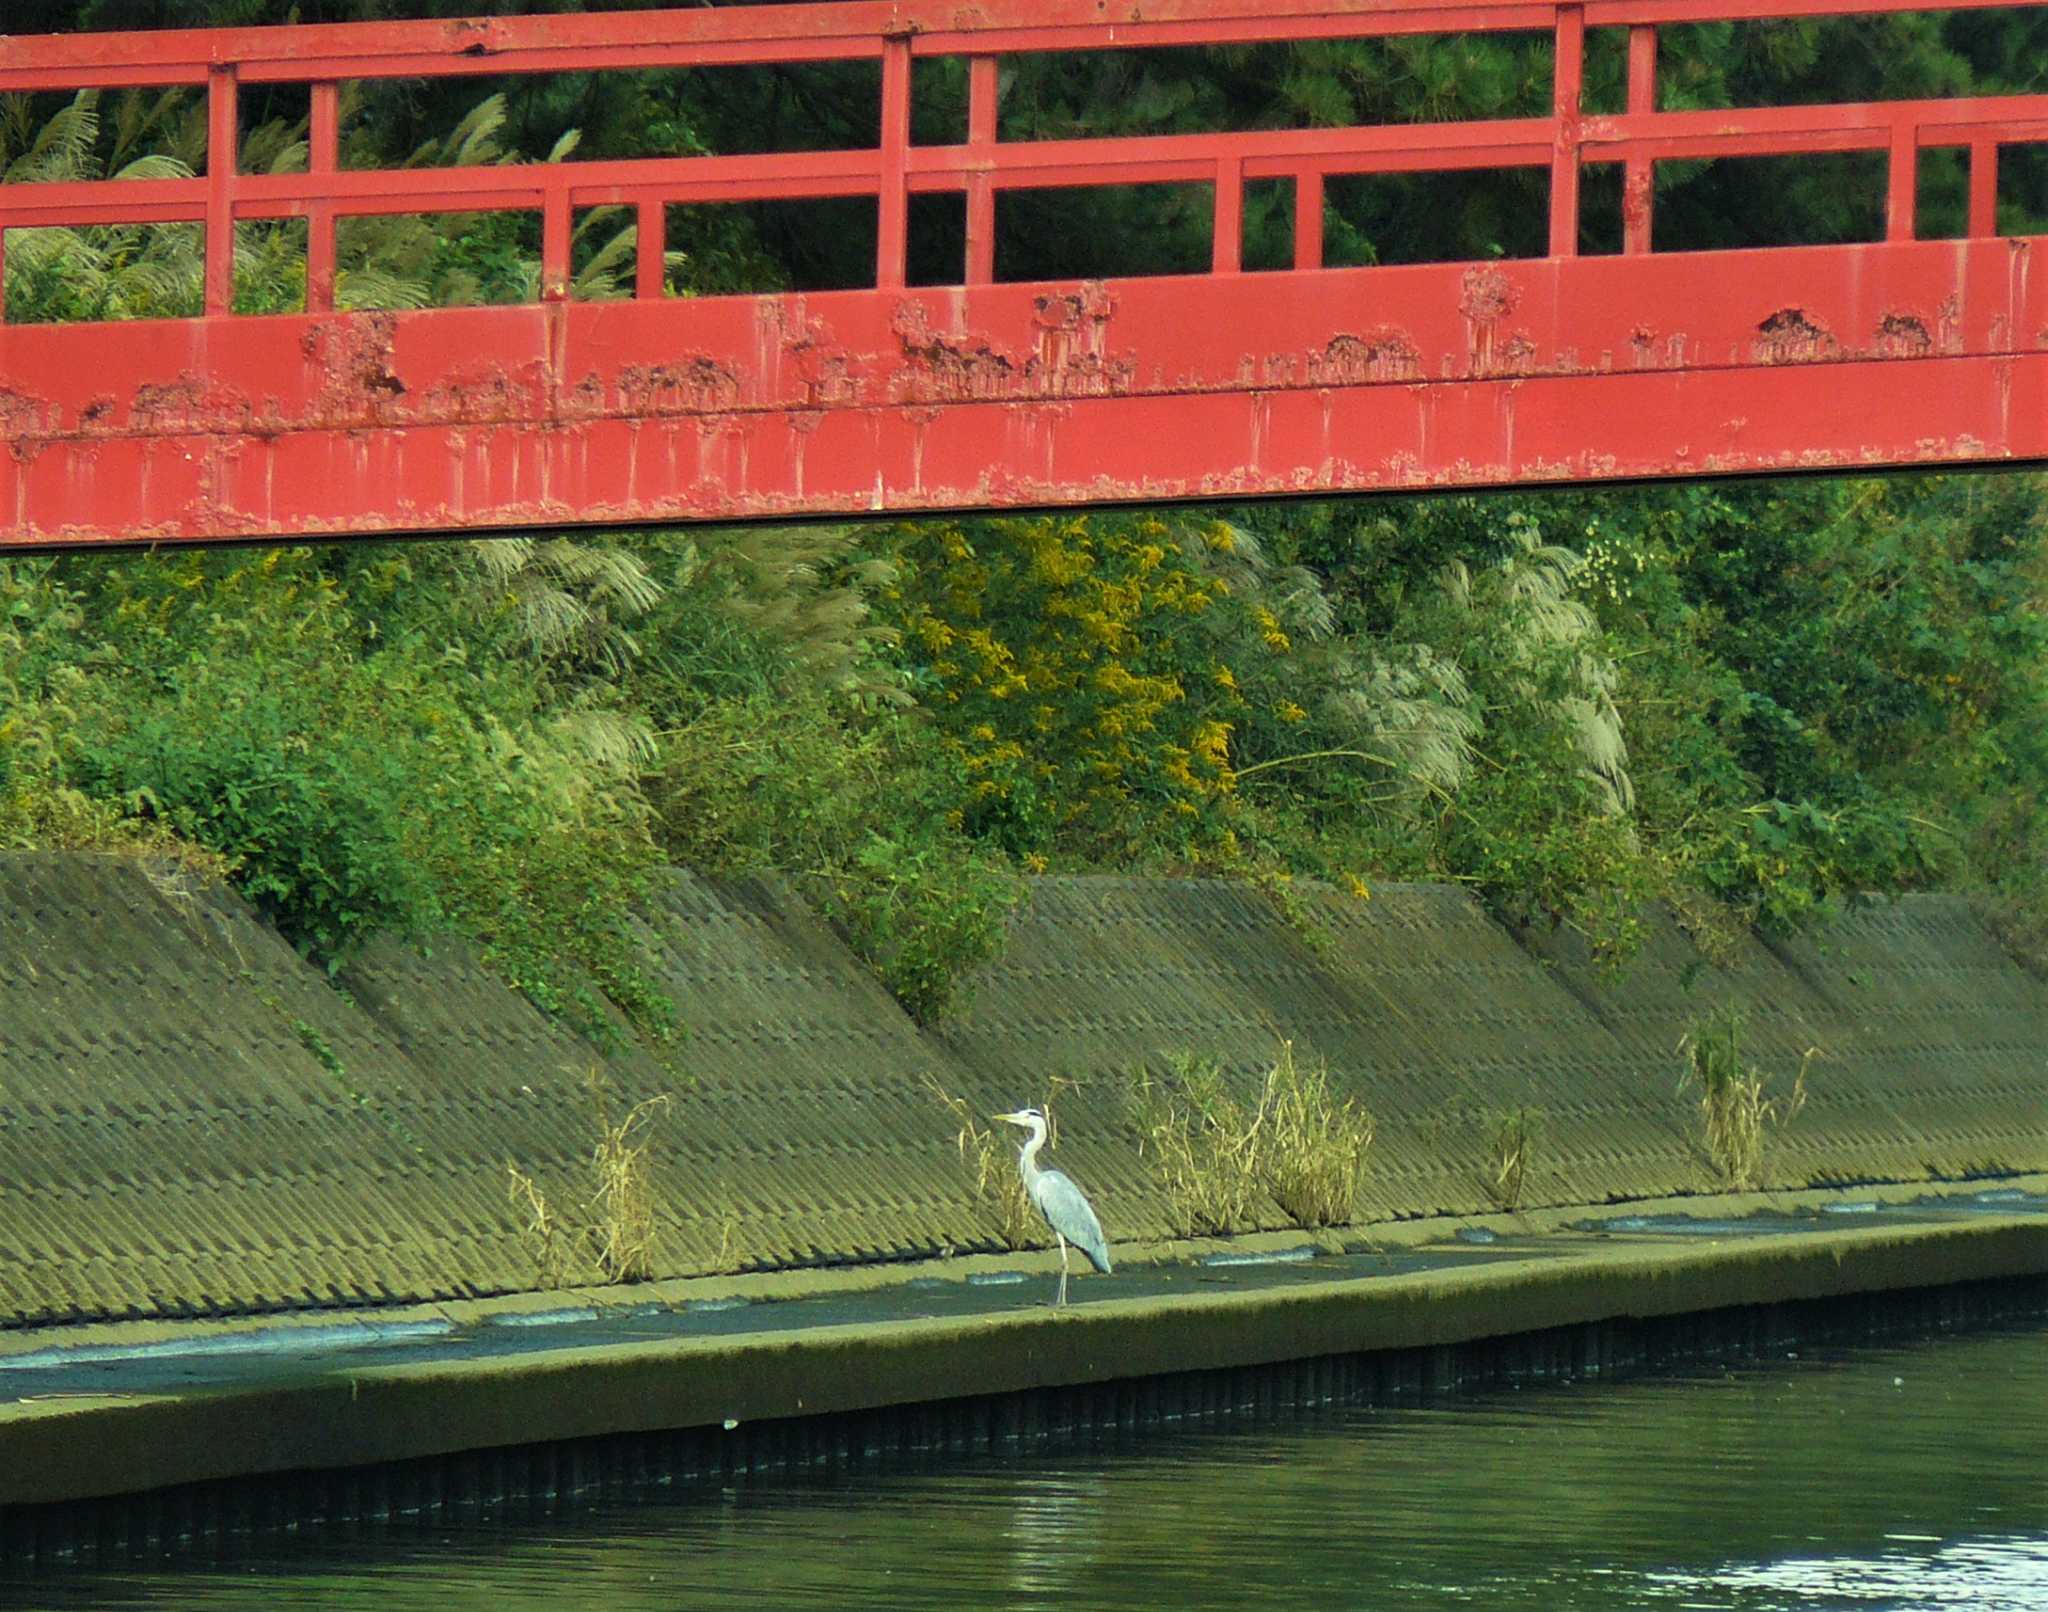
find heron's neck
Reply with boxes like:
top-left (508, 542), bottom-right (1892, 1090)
top-left (1016, 1120), bottom-right (1047, 1185)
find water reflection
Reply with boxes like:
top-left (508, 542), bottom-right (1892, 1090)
top-left (17, 1323), bottom-right (2047, 1611)
top-left (1653, 1535), bottom-right (2048, 1610)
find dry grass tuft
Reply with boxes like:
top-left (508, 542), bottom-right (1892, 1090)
top-left (1130, 1053), bottom-right (1268, 1237)
top-left (924, 1071), bottom-right (1072, 1249)
top-left (505, 1162), bottom-right (569, 1287)
top-left (1677, 1009), bottom-right (1813, 1190)
top-left (504, 1067), bottom-right (674, 1287)
top-left (586, 1070), bottom-right (673, 1283)
top-left (1260, 1039), bottom-right (1375, 1228)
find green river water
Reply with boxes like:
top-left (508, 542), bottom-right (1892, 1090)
top-left (18, 1319), bottom-right (2047, 1611)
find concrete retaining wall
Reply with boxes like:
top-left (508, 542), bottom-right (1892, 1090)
top-left (1, 853), bottom-right (2042, 1329)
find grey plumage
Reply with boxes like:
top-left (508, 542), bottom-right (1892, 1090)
top-left (995, 1107), bottom-right (1110, 1306)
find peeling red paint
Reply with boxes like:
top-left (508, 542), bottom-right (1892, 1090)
top-left (618, 358), bottom-right (742, 416)
top-left (2, 239), bottom-right (2045, 546)
top-left (1310, 331), bottom-right (1422, 386)
top-left (1459, 265), bottom-right (1520, 325)
top-left (2, 0), bottom-right (2047, 544)
top-left (1754, 308), bottom-right (1839, 365)
top-left (1875, 312), bottom-right (1934, 359)
top-left (302, 314), bottom-right (407, 425)
top-left (890, 291), bottom-right (1133, 403)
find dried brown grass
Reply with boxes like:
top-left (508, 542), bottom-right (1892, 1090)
top-left (1260, 1039), bottom-right (1375, 1228)
top-left (1483, 1106), bottom-right (1543, 1210)
top-left (1131, 1053), bottom-right (1266, 1237)
top-left (1132, 1040), bottom-right (1374, 1235)
top-left (503, 1067), bottom-right (673, 1287)
top-left (587, 1071), bottom-right (673, 1282)
top-left (1678, 1009), bottom-right (1813, 1190)
top-left (505, 1162), bottom-right (569, 1288)
top-left (923, 1071), bottom-right (1074, 1249)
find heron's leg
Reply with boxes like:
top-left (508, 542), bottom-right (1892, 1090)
top-left (1057, 1233), bottom-right (1070, 1308)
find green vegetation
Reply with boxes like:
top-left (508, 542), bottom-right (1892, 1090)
top-left (1484, 1107), bottom-right (1544, 1211)
top-left (4, 12), bottom-right (2046, 1043)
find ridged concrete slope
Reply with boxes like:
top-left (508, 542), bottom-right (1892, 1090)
top-left (1, 855), bottom-right (2042, 1329)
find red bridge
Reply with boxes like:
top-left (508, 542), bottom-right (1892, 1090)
top-left (2, 0), bottom-right (2045, 549)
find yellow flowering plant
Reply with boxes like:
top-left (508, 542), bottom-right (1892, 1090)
top-left (882, 513), bottom-right (1295, 857)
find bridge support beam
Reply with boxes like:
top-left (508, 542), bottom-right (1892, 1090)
top-left (1, 236), bottom-right (2042, 548)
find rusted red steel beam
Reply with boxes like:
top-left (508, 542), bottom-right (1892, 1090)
top-left (2, 238), bottom-right (2043, 548)
top-left (2, 0), bottom-right (2047, 547)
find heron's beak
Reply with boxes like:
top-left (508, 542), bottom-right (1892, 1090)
top-left (991, 1111), bottom-right (1027, 1126)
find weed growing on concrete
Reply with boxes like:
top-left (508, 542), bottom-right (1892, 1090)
top-left (1133, 1041), bottom-right (1375, 1234)
top-left (506, 1163), bottom-right (570, 1287)
top-left (1259, 1038), bottom-right (1375, 1228)
top-left (1483, 1105), bottom-right (1543, 1210)
top-left (587, 1069), bottom-right (673, 1283)
top-left (504, 1068), bottom-right (673, 1287)
top-left (923, 1071), bottom-right (1069, 1249)
top-left (1130, 1053), bottom-right (1267, 1237)
top-left (711, 1199), bottom-right (744, 1274)
top-left (1677, 1007), bottom-right (1812, 1190)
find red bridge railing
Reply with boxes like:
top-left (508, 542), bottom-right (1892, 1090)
top-left (1, 0), bottom-right (2044, 545)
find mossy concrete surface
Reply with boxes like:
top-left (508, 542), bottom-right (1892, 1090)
top-left (1, 854), bottom-right (2044, 1334)
top-left (2, 1197), bottom-right (2043, 1508)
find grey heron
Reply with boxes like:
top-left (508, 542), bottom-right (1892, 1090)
top-left (994, 1107), bottom-right (1111, 1306)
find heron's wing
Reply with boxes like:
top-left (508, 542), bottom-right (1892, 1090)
top-left (1034, 1169), bottom-right (1112, 1273)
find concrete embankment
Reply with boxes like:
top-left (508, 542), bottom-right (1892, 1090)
top-left (0, 853), bottom-right (2043, 1521)
top-left (3, 855), bottom-right (2043, 1327)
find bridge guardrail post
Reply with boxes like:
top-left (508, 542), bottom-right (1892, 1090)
top-left (966, 55), bottom-right (998, 285)
top-left (636, 198), bottom-right (666, 300)
top-left (1889, 121), bottom-right (1920, 240)
top-left (1969, 137), bottom-right (1999, 237)
top-left (877, 36), bottom-right (912, 290)
top-left (205, 63), bottom-right (239, 316)
top-left (1214, 156), bottom-right (1244, 274)
top-left (1623, 25), bottom-right (1657, 254)
top-left (306, 81), bottom-right (339, 314)
top-left (542, 185), bottom-right (572, 302)
top-left (1550, 4), bottom-right (1585, 259)
top-left (1294, 169), bottom-right (1324, 271)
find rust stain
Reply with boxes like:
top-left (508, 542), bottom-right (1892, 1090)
top-left (1873, 312), bottom-right (1933, 359)
top-left (131, 374), bottom-right (250, 435)
top-left (769, 303), bottom-right (860, 409)
top-left (1460, 265), bottom-right (1529, 377)
top-left (417, 366), bottom-right (540, 426)
top-left (562, 373), bottom-right (607, 420)
top-left (1459, 265), bottom-right (1519, 325)
top-left (1308, 331), bottom-right (1421, 386)
top-left (303, 313), bottom-right (407, 425)
top-left (617, 358), bottom-right (741, 416)
top-left (891, 288), bottom-right (1133, 403)
top-left (1029, 282), bottom-right (1132, 398)
top-left (1753, 308), bottom-right (1839, 365)
top-left (0, 386), bottom-right (56, 459)
top-left (890, 301), bottom-right (1023, 402)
